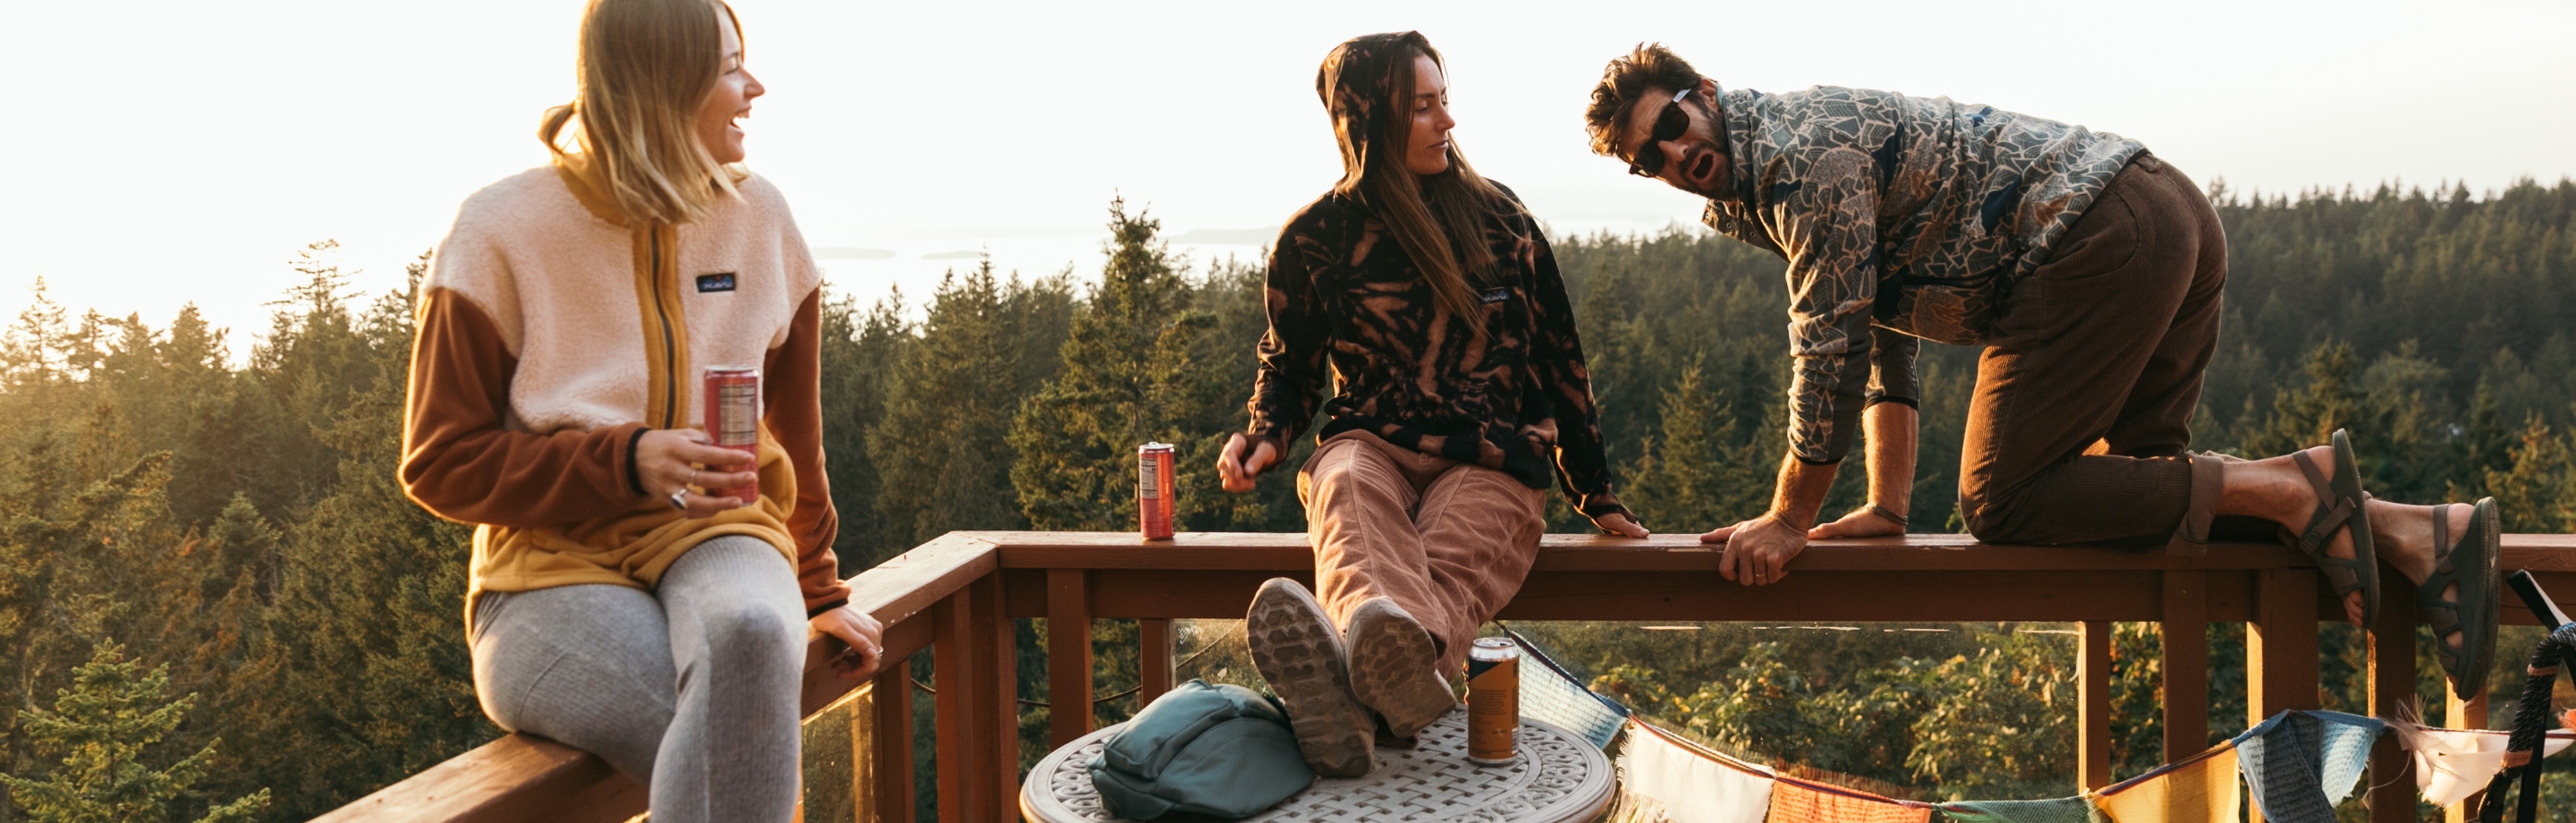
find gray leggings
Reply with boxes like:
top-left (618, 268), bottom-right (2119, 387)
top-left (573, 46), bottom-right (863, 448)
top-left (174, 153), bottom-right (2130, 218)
top-left (470, 536), bottom-right (805, 823)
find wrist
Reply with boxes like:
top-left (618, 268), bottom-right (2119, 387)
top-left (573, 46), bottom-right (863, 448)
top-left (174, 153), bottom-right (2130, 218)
top-left (1767, 508), bottom-right (1813, 531)
top-left (1865, 503), bottom-right (1909, 527)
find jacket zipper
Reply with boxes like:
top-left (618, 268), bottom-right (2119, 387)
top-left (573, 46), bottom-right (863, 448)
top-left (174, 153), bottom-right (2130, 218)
top-left (649, 231), bottom-right (678, 428)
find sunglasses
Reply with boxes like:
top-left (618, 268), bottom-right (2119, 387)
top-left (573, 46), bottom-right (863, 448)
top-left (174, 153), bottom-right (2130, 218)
top-left (1626, 88), bottom-right (1696, 179)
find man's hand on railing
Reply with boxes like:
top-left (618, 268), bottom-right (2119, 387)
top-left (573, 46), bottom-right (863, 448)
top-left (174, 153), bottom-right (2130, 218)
top-left (1808, 505), bottom-right (1906, 539)
top-left (1699, 513), bottom-right (1807, 586)
top-left (1217, 433), bottom-right (1282, 493)
top-left (809, 581), bottom-right (886, 681)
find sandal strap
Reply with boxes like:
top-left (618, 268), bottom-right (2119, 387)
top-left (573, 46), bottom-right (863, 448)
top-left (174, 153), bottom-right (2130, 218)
top-left (2292, 450), bottom-right (2360, 551)
top-left (2434, 504), bottom-right (2451, 558)
top-left (2419, 504), bottom-right (2475, 595)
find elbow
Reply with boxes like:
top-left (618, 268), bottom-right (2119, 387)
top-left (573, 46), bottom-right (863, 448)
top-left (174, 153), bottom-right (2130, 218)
top-left (397, 448), bottom-right (489, 524)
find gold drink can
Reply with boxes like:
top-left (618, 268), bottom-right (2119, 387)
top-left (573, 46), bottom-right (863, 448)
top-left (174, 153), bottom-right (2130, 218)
top-left (1466, 636), bottom-right (1520, 765)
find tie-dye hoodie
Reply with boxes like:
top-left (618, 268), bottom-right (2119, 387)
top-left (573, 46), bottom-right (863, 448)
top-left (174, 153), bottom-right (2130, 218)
top-left (1698, 85), bottom-right (2144, 464)
top-left (1245, 184), bottom-right (1630, 525)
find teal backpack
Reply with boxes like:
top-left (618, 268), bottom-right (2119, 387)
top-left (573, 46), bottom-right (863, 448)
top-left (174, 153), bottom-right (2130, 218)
top-left (1087, 680), bottom-right (1317, 819)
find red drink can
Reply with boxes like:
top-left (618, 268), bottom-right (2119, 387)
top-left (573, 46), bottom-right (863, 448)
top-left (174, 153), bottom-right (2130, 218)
top-left (1138, 442), bottom-right (1176, 540)
top-left (702, 366), bottom-right (760, 503)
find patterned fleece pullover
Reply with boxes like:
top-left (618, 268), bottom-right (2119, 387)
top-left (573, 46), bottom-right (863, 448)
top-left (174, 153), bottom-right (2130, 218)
top-left (1698, 85), bottom-right (2144, 464)
top-left (1247, 184), bottom-right (1631, 525)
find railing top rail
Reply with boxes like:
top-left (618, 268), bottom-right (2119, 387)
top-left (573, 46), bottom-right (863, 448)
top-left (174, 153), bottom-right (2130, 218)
top-left (961, 530), bottom-right (2576, 573)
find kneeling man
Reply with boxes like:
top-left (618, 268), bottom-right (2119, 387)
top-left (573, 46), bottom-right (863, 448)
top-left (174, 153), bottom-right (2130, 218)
top-left (1583, 44), bottom-right (2499, 700)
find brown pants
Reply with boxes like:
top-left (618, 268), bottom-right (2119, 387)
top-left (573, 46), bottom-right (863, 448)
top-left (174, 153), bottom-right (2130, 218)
top-left (1959, 154), bottom-right (2231, 549)
top-left (1299, 431), bottom-right (1546, 676)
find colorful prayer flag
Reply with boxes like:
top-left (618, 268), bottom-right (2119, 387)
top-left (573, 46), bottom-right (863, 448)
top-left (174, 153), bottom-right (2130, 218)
top-left (2233, 709), bottom-right (2385, 823)
top-left (1938, 797), bottom-right (2099, 823)
top-left (2391, 725), bottom-right (2576, 807)
top-left (1609, 720), bottom-right (1775, 823)
top-left (2092, 744), bottom-right (2239, 823)
top-left (1767, 776), bottom-right (1935, 823)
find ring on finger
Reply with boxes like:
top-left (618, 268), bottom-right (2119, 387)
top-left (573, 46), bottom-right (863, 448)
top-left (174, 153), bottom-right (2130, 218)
top-left (668, 489), bottom-right (689, 511)
top-left (690, 468), bottom-right (699, 487)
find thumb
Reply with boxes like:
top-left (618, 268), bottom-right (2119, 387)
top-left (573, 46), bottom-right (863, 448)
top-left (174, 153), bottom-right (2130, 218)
top-left (1808, 519), bottom-right (1847, 539)
top-left (1699, 525), bottom-right (1736, 544)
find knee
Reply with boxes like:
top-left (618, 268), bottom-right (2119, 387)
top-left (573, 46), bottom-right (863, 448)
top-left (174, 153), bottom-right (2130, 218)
top-left (699, 603), bottom-right (803, 667)
top-left (1957, 485), bottom-right (2026, 544)
top-left (1304, 446), bottom-right (1404, 507)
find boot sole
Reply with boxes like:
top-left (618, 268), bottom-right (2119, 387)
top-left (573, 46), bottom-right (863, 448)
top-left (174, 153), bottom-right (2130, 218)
top-left (1244, 580), bottom-right (1374, 777)
top-left (1345, 598), bottom-right (1458, 740)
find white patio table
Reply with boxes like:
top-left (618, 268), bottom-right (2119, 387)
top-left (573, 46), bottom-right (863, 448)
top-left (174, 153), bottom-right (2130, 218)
top-left (1020, 708), bottom-right (1614, 822)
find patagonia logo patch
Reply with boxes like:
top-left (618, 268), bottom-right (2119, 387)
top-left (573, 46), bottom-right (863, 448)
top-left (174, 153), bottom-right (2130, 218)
top-left (1480, 288), bottom-right (1512, 303)
top-left (695, 273), bottom-right (737, 293)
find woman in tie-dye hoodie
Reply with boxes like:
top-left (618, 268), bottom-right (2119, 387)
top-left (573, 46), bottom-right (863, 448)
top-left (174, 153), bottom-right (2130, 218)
top-left (1216, 31), bottom-right (1645, 778)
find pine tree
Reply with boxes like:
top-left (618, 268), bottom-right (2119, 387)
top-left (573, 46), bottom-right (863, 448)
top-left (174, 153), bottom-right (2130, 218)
top-left (1623, 361), bottom-right (1767, 530)
top-left (1, 277), bottom-right (70, 391)
top-left (875, 261), bottom-right (1069, 547)
top-left (818, 287), bottom-right (909, 571)
top-left (0, 641), bottom-right (268, 823)
top-left (2484, 415), bottom-right (2574, 533)
top-left (1009, 198), bottom-right (1220, 532)
top-left (221, 269), bottom-right (494, 819)
top-left (2238, 341), bottom-right (2370, 461)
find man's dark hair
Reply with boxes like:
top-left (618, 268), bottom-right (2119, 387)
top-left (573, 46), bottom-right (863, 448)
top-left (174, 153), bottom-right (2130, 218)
top-left (1584, 43), bottom-right (1706, 157)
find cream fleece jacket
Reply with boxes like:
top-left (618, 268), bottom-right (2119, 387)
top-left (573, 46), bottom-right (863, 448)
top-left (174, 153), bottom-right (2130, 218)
top-left (402, 156), bottom-right (842, 624)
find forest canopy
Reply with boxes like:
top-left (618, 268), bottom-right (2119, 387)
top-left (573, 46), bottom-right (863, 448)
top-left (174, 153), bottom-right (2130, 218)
top-left (0, 178), bottom-right (2570, 819)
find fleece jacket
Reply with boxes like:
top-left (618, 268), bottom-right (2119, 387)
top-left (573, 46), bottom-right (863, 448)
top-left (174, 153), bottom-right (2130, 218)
top-left (402, 151), bottom-right (843, 628)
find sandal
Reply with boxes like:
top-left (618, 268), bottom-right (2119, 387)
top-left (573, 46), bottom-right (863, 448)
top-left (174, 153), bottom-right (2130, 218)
top-left (2420, 497), bottom-right (2503, 700)
top-left (2285, 428), bottom-right (2380, 625)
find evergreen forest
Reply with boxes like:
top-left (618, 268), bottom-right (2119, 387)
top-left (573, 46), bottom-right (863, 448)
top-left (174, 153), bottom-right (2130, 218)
top-left (0, 179), bottom-right (2572, 820)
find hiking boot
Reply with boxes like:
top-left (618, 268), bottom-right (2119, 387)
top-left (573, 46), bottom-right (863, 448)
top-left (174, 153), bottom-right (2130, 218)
top-left (1244, 578), bottom-right (1374, 777)
top-left (1343, 597), bottom-right (1457, 740)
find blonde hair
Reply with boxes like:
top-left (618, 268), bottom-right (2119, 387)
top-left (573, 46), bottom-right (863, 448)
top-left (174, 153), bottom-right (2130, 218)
top-left (539, 0), bottom-right (744, 225)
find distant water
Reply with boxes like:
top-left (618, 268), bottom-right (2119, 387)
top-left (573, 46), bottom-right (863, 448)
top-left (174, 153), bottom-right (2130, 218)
top-left (813, 216), bottom-right (1694, 316)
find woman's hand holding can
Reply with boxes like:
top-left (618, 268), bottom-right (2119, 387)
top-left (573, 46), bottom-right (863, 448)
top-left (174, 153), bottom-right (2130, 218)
top-left (636, 428), bottom-right (758, 517)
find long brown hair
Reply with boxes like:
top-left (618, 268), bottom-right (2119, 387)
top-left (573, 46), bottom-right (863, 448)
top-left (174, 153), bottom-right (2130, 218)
top-left (538, 0), bottom-right (745, 225)
top-left (1317, 32), bottom-right (1520, 330)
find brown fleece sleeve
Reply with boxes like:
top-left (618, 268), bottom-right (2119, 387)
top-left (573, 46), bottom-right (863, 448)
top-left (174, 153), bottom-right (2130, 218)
top-left (401, 287), bottom-right (651, 527)
top-left (766, 288), bottom-right (844, 615)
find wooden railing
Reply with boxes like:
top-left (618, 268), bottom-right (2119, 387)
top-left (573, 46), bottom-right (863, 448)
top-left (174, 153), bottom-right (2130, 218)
top-left (315, 531), bottom-right (2576, 823)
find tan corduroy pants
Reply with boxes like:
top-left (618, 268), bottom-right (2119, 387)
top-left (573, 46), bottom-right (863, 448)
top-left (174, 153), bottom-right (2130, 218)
top-left (1298, 430), bottom-right (1546, 676)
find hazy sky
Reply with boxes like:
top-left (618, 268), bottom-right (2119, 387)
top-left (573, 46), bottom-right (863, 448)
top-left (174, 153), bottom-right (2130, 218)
top-left (6, 0), bottom-right (2571, 354)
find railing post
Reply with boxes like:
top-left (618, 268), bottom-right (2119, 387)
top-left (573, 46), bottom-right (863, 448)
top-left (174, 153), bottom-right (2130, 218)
top-left (934, 574), bottom-right (1017, 823)
top-left (2078, 621), bottom-right (2114, 790)
top-left (1140, 618), bottom-right (1176, 705)
top-left (2367, 576), bottom-right (2419, 823)
top-left (2446, 689), bottom-right (2489, 823)
top-left (1048, 569), bottom-right (1095, 748)
top-left (933, 589), bottom-right (987, 822)
top-left (972, 573), bottom-right (1019, 819)
top-left (2247, 568), bottom-right (2319, 823)
top-left (869, 659), bottom-right (913, 823)
top-left (2161, 570), bottom-right (2210, 760)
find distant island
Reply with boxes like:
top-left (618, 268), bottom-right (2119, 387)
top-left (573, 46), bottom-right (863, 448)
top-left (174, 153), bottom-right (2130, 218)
top-left (812, 248), bottom-right (897, 259)
top-left (1173, 227), bottom-right (1276, 245)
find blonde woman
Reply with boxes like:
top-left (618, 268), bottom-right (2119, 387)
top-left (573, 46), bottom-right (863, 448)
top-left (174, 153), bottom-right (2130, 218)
top-left (401, 1), bottom-right (879, 819)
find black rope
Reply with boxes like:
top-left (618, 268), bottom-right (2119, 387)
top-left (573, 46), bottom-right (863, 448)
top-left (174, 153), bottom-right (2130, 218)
top-left (2479, 623), bottom-right (2576, 823)
top-left (903, 637), bottom-right (1230, 708)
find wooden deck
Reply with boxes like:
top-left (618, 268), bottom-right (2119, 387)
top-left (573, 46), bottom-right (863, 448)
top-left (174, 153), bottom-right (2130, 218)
top-left (313, 531), bottom-right (2576, 823)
